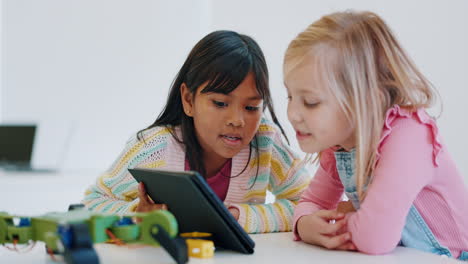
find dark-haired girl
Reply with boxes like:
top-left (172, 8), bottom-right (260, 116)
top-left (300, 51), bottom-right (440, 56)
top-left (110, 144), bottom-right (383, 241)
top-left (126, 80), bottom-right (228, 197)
top-left (83, 30), bottom-right (309, 233)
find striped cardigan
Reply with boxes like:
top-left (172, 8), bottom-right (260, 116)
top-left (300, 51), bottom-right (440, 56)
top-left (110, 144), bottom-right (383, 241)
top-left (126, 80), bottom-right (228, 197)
top-left (82, 118), bottom-right (310, 233)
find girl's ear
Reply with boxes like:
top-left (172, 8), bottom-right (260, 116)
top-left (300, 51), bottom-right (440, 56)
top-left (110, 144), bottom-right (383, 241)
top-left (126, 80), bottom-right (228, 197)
top-left (180, 83), bottom-right (194, 117)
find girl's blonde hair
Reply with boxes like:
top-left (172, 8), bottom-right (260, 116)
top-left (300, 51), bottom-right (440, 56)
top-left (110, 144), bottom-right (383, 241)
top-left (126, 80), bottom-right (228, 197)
top-left (284, 10), bottom-right (438, 200)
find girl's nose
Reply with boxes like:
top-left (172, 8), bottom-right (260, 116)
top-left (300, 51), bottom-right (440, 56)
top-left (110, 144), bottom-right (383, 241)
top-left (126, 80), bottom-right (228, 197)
top-left (287, 101), bottom-right (303, 124)
top-left (226, 108), bottom-right (245, 127)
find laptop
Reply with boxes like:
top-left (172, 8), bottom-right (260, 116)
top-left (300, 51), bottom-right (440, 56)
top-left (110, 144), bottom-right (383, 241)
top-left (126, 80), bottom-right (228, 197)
top-left (0, 124), bottom-right (55, 172)
top-left (129, 168), bottom-right (255, 254)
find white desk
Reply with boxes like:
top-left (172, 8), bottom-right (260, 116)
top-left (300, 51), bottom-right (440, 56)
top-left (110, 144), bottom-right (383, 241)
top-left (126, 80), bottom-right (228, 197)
top-left (0, 171), bottom-right (464, 263)
top-left (0, 232), bottom-right (463, 264)
top-left (0, 170), bottom-right (99, 215)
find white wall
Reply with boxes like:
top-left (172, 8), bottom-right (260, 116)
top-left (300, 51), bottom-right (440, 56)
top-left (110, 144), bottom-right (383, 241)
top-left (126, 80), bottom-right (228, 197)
top-left (2, 0), bottom-right (212, 169)
top-left (2, 0), bottom-right (467, 183)
top-left (211, 0), bottom-right (468, 182)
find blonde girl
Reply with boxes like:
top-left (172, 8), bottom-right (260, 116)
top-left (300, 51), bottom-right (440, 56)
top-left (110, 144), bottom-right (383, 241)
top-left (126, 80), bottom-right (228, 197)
top-left (284, 11), bottom-right (468, 260)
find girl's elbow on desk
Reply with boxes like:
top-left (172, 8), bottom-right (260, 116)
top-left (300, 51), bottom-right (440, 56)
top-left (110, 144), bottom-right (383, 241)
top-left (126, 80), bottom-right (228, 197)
top-left (345, 210), bottom-right (403, 255)
top-left (353, 240), bottom-right (398, 255)
top-left (349, 222), bottom-right (400, 255)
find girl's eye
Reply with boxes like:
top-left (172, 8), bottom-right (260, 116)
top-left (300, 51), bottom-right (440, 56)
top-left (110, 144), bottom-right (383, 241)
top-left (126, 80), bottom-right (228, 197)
top-left (304, 101), bottom-right (320, 108)
top-left (213, 100), bottom-right (227, 108)
top-left (286, 96), bottom-right (292, 101)
top-left (245, 106), bottom-right (260, 112)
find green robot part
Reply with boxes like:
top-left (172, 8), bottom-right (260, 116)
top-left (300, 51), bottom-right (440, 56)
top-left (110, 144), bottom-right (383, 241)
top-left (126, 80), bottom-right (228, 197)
top-left (0, 209), bottom-right (187, 264)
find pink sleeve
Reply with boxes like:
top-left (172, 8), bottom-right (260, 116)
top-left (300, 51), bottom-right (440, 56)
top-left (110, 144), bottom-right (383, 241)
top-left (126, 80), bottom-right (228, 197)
top-left (293, 149), bottom-right (344, 240)
top-left (347, 117), bottom-right (436, 254)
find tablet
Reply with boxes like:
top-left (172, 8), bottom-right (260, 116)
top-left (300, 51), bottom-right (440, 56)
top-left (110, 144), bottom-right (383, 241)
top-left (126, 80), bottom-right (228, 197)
top-left (128, 168), bottom-right (255, 254)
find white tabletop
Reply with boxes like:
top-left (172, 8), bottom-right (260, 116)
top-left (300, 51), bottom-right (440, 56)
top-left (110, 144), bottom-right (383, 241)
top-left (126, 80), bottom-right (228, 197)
top-left (0, 171), bottom-right (464, 263)
top-left (0, 232), bottom-right (463, 264)
top-left (0, 169), bottom-right (99, 215)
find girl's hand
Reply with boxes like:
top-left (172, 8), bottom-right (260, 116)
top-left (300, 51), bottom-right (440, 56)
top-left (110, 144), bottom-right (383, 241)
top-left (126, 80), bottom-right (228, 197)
top-left (228, 207), bottom-right (240, 220)
top-left (297, 210), bottom-right (356, 251)
top-left (136, 182), bottom-right (168, 212)
top-left (337, 201), bottom-right (356, 214)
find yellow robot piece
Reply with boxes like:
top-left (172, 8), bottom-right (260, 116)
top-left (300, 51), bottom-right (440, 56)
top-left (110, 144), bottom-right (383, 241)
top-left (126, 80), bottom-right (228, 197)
top-left (186, 239), bottom-right (214, 258)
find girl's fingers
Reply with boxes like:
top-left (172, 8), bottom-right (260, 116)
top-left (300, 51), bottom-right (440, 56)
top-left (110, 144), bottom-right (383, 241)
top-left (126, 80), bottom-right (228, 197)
top-left (148, 203), bottom-right (167, 211)
top-left (336, 241), bottom-right (357, 251)
top-left (319, 232), bottom-right (352, 250)
top-left (137, 183), bottom-right (166, 211)
top-left (138, 182), bottom-right (146, 195)
top-left (138, 183), bottom-right (152, 204)
top-left (337, 201), bottom-right (356, 214)
top-left (320, 219), bottom-right (347, 235)
top-left (316, 210), bottom-right (345, 221)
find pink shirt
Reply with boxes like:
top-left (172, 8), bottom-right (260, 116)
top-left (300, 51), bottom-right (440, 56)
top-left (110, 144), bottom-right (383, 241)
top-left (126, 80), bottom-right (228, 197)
top-left (293, 105), bottom-right (468, 257)
top-left (184, 159), bottom-right (231, 201)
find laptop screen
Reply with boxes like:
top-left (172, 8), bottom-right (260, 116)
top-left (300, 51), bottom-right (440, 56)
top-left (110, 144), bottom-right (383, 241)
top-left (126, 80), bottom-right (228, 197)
top-left (0, 125), bottom-right (36, 165)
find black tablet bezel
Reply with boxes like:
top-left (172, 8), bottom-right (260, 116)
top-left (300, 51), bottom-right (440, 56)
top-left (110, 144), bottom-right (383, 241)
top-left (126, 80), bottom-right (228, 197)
top-left (128, 168), bottom-right (255, 254)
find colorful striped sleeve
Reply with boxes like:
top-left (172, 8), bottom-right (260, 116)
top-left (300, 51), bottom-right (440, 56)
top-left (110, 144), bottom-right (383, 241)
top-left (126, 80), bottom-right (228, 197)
top-left (230, 126), bottom-right (311, 233)
top-left (82, 127), bottom-right (170, 214)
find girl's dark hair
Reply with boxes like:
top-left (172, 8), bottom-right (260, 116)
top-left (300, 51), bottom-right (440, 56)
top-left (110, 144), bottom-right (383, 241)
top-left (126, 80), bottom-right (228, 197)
top-left (138, 30), bottom-right (287, 180)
